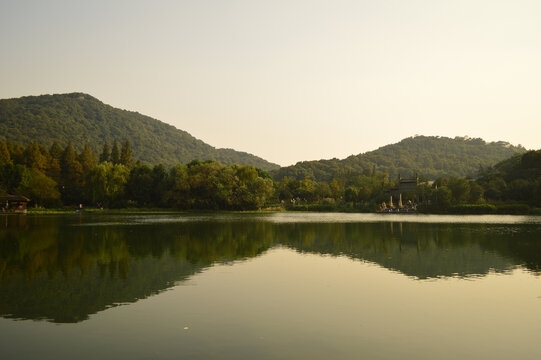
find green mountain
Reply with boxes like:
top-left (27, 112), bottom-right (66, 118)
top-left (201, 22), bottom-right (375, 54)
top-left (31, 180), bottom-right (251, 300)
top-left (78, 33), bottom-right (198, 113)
top-left (0, 93), bottom-right (279, 170)
top-left (476, 149), bottom-right (541, 204)
top-left (273, 135), bottom-right (526, 181)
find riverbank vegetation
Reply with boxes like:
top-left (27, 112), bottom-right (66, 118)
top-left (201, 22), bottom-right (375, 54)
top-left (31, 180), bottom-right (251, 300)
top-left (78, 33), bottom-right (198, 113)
top-left (1, 140), bottom-right (540, 214)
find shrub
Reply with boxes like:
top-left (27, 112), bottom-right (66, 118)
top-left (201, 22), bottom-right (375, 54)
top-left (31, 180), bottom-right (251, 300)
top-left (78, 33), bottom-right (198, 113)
top-left (495, 204), bottom-right (531, 215)
top-left (448, 204), bottom-right (496, 214)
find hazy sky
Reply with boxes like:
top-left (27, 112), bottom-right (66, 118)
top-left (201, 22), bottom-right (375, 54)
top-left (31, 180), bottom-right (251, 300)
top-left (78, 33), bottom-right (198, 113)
top-left (1, 1), bottom-right (540, 166)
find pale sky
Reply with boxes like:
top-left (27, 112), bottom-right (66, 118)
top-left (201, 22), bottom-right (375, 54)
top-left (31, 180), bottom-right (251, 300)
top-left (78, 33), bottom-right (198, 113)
top-left (1, 0), bottom-right (540, 166)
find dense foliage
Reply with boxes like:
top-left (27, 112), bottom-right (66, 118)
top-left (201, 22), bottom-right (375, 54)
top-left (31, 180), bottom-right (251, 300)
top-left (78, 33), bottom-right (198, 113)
top-left (1, 138), bottom-right (538, 214)
top-left (0, 93), bottom-right (279, 170)
top-left (386, 150), bottom-right (541, 214)
top-left (0, 140), bottom-right (274, 210)
top-left (475, 150), bottom-right (541, 206)
top-left (273, 135), bottom-right (525, 181)
top-left (274, 149), bottom-right (541, 214)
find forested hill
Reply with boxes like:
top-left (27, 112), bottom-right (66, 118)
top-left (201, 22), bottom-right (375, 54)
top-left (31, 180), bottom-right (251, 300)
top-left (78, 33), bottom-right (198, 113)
top-left (476, 149), bottom-right (541, 205)
top-left (0, 93), bottom-right (279, 170)
top-left (273, 136), bottom-right (526, 181)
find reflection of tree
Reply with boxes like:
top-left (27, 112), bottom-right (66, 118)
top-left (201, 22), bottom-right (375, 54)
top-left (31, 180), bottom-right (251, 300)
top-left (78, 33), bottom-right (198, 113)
top-left (279, 222), bottom-right (520, 279)
top-left (0, 217), bottom-right (277, 323)
top-left (1, 215), bottom-right (540, 323)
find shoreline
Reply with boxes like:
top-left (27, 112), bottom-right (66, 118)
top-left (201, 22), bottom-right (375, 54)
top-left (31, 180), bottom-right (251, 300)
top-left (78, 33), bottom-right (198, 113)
top-left (17, 207), bottom-right (541, 216)
top-left (24, 207), bottom-right (287, 215)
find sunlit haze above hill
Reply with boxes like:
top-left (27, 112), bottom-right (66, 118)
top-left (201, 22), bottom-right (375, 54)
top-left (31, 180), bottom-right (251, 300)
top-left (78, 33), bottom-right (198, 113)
top-left (1, 1), bottom-right (540, 166)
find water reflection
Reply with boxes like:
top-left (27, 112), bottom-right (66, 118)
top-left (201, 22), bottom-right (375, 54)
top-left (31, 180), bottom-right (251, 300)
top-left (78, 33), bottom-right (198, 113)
top-left (1, 214), bottom-right (541, 323)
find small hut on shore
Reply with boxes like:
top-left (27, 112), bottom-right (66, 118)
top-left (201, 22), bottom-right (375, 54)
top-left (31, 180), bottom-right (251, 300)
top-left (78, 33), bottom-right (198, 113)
top-left (0, 195), bottom-right (30, 214)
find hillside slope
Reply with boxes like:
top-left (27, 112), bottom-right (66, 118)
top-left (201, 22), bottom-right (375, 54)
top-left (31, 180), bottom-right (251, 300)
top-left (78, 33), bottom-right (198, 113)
top-left (273, 136), bottom-right (526, 181)
top-left (0, 93), bottom-right (279, 170)
top-left (475, 149), bottom-right (541, 204)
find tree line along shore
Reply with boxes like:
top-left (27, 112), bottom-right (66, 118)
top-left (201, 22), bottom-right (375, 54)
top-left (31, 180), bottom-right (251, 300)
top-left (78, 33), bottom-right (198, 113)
top-left (1, 140), bottom-right (540, 214)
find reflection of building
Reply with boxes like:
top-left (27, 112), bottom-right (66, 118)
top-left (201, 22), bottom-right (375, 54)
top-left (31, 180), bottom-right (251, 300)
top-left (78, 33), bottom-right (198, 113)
top-left (0, 194), bottom-right (30, 213)
top-left (389, 174), bottom-right (419, 197)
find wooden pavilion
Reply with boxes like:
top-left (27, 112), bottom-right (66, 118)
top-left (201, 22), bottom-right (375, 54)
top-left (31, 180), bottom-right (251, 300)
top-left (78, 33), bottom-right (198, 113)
top-left (0, 194), bottom-right (30, 214)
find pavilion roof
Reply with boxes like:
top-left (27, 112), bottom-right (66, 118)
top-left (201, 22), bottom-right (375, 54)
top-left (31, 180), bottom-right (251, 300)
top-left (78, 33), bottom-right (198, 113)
top-left (0, 194), bottom-right (31, 202)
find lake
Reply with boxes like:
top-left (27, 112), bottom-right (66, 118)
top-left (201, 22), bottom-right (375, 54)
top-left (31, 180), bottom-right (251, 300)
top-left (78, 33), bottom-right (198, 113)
top-left (1, 213), bottom-right (541, 359)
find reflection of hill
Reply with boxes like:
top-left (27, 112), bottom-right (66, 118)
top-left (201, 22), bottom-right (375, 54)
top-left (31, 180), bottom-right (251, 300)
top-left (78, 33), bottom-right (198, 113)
top-left (280, 222), bottom-right (533, 279)
top-left (1, 215), bottom-right (540, 323)
top-left (0, 256), bottom-right (197, 323)
top-left (0, 216), bottom-right (275, 323)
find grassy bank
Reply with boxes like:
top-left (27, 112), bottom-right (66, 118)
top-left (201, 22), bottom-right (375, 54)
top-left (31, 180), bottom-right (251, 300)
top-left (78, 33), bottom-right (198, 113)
top-left (27, 207), bottom-right (189, 215)
top-left (24, 204), bottom-right (541, 216)
top-left (418, 203), bottom-right (541, 215)
top-left (26, 206), bottom-right (287, 215)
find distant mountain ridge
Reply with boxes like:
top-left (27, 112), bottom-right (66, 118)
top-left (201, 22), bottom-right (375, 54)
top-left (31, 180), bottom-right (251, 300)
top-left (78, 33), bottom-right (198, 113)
top-left (273, 135), bottom-right (526, 181)
top-left (0, 94), bottom-right (526, 178)
top-left (0, 93), bottom-right (279, 170)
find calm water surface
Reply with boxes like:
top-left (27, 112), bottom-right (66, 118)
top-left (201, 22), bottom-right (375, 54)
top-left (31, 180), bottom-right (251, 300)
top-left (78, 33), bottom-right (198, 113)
top-left (1, 213), bottom-right (541, 359)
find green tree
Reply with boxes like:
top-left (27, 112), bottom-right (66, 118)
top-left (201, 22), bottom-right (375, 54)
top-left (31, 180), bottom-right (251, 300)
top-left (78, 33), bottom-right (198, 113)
top-left (151, 164), bottom-right (168, 207)
top-left (0, 163), bottom-right (25, 193)
top-left (345, 186), bottom-right (358, 204)
top-left (506, 179), bottom-right (533, 202)
top-left (86, 162), bottom-right (129, 207)
top-left (275, 177), bottom-right (296, 202)
top-left (298, 177), bottom-right (317, 202)
top-left (447, 178), bottom-right (470, 204)
top-left (120, 141), bottom-right (133, 168)
top-left (483, 177), bottom-right (506, 201)
top-left (45, 154), bottom-right (62, 184)
top-left (6, 141), bottom-right (24, 165)
top-left (99, 143), bottom-right (110, 163)
top-left (246, 177), bottom-right (274, 209)
top-left (165, 164), bottom-right (190, 208)
top-left (468, 182), bottom-right (484, 204)
top-left (17, 169), bottom-right (61, 207)
top-left (329, 179), bottom-right (343, 199)
top-left (434, 186), bottom-right (452, 208)
top-left (126, 165), bottom-right (154, 206)
top-left (314, 182), bottom-right (332, 200)
top-left (60, 142), bottom-right (84, 204)
top-left (49, 142), bottom-right (64, 161)
top-left (23, 142), bottom-right (47, 171)
top-left (110, 140), bottom-right (120, 165)
top-left (236, 165), bottom-right (258, 184)
top-left (79, 145), bottom-right (97, 173)
top-left (187, 160), bottom-right (224, 209)
top-left (0, 142), bottom-right (11, 163)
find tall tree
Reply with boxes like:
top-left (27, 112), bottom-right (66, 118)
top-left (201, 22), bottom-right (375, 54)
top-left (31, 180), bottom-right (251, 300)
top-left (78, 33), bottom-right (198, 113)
top-left (165, 164), bottom-right (190, 208)
top-left (0, 163), bottom-right (25, 194)
top-left (60, 142), bottom-right (83, 204)
top-left (151, 164), bottom-right (168, 207)
top-left (110, 140), bottom-right (120, 165)
top-left (0, 142), bottom-right (10, 163)
top-left (79, 145), bottom-right (97, 173)
top-left (120, 141), bottom-right (133, 168)
top-left (99, 143), bottom-right (110, 163)
top-left (49, 142), bottom-right (64, 161)
top-left (45, 157), bottom-right (62, 184)
top-left (23, 142), bottom-right (47, 171)
top-left (46, 141), bottom-right (63, 184)
top-left (7, 141), bottom-right (24, 164)
top-left (126, 165), bottom-right (154, 206)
